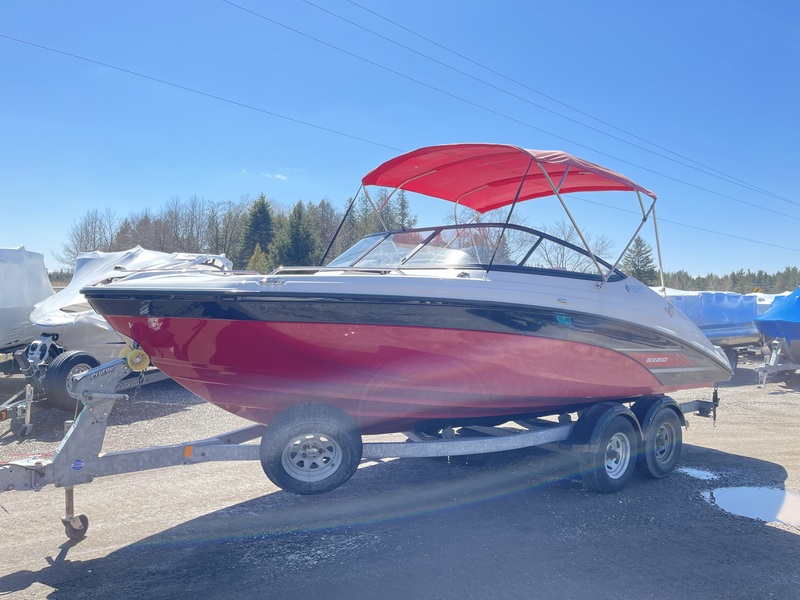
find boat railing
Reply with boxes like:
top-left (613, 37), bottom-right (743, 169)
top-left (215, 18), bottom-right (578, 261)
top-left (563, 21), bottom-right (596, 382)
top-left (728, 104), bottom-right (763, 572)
top-left (269, 266), bottom-right (410, 276)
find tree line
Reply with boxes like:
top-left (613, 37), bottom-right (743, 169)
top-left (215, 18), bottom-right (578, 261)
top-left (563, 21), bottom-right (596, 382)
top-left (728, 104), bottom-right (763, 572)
top-left (57, 190), bottom-right (415, 275)
top-left (56, 196), bottom-right (799, 294)
top-left (621, 236), bottom-right (800, 294)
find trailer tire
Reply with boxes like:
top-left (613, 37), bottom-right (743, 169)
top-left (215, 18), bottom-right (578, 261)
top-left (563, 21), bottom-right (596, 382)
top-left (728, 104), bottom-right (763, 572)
top-left (637, 408), bottom-right (682, 479)
top-left (581, 416), bottom-right (637, 493)
top-left (260, 404), bottom-right (363, 495)
top-left (45, 351), bottom-right (101, 412)
top-left (63, 514), bottom-right (89, 540)
top-left (724, 348), bottom-right (738, 375)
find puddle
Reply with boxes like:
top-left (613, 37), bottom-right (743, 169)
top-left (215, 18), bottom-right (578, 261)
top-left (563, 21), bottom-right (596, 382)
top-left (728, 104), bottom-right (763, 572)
top-left (677, 467), bottom-right (719, 481)
top-left (703, 487), bottom-right (800, 528)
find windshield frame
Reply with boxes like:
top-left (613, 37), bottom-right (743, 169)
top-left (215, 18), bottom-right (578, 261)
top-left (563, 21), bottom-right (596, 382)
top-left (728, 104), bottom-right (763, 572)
top-left (325, 223), bottom-right (626, 282)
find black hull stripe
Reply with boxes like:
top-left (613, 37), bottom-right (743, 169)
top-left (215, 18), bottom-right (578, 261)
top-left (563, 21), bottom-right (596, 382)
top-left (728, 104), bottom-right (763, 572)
top-left (86, 291), bottom-right (682, 353)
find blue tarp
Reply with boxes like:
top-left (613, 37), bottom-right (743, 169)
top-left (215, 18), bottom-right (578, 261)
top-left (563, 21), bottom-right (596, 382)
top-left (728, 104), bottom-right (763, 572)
top-left (667, 292), bottom-right (758, 327)
top-left (755, 288), bottom-right (800, 341)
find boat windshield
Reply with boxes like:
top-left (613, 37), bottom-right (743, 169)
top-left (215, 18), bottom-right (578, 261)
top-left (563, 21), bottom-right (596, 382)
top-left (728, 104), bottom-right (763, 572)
top-left (326, 223), bottom-right (621, 279)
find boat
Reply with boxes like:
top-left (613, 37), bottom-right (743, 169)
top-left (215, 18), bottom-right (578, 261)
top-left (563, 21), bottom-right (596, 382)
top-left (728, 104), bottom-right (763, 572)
top-left (754, 289), bottom-right (800, 343)
top-left (81, 143), bottom-right (732, 493)
top-left (29, 246), bottom-right (233, 364)
top-left (661, 289), bottom-right (762, 370)
top-left (0, 247), bottom-right (54, 354)
top-left (22, 246), bottom-right (232, 411)
top-left (755, 288), bottom-right (800, 371)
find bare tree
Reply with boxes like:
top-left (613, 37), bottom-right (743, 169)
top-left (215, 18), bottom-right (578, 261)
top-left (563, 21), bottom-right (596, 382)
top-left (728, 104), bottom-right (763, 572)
top-left (160, 195), bottom-right (209, 253)
top-left (535, 220), bottom-right (615, 273)
top-left (207, 199), bottom-right (249, 260)
top-left (111, 208), bottom-right (164, 252)
top-left (57, 207), bottom-right (117, 266)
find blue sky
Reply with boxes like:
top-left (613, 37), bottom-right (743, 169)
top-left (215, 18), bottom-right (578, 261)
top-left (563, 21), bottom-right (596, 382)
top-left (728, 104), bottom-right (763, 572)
top-left (1, 1), bottom-right (798, 277)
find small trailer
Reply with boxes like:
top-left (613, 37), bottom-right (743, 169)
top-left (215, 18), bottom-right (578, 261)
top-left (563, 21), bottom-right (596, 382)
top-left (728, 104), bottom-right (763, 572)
top-left (0, 386), bottom-right (38, 436)
top-left (0, 354), bottom-right (719, 540)
top-left (0, 346), bottom-right (167, 436)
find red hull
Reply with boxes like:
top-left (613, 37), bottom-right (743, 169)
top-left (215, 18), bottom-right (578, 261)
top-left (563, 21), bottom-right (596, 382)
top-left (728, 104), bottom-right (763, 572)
top-left (107, 315), bottom-right (694, 434)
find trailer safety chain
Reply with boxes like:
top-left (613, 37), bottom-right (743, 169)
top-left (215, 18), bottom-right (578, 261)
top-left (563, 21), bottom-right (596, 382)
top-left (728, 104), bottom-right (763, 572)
top-left (131, 370), bottom-right (146, 401)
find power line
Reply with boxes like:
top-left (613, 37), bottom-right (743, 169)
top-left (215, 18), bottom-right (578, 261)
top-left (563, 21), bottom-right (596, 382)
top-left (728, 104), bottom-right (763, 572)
top-left (1, 32), bottom-right (796, 256)
top-left (342, 0), bottom-right (797, 207)
top-left (570, 194), bottom-right (800, 256)
top-left (218, 0), bottom-right (800, 223)
top-left (0, 33), bottom-right (402, 154)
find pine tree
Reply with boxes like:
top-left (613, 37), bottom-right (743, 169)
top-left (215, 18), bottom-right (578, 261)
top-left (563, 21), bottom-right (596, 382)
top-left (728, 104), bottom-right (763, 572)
top-left (621, 236), bottom-right (659, 285)
top-left (269, 201), bottom-right (314, 267)
top-left (306, 198), bottom-right (342, 265)
top-left (237, 194), bottom-right (274, 268)
top-left (246, 243), bottom-right (271, 274)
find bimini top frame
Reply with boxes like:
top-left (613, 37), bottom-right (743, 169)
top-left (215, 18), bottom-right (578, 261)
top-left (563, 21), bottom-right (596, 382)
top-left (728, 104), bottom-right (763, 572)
top-left (328, 143), bottom-right (664, 290)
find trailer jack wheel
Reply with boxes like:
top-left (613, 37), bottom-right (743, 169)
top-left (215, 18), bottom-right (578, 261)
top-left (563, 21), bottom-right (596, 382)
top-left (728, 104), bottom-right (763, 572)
top-left (62, 514), bottom-right (89, 540)
top-left (62, 487), bottom-right (89, 540)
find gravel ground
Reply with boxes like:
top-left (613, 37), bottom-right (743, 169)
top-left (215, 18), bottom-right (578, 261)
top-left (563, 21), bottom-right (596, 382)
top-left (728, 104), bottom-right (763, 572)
top-left (0, 355), bottom-right (799, 599)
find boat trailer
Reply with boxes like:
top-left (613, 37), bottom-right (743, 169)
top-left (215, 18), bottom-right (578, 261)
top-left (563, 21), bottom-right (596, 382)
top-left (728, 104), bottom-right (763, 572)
top-left (0, 355), bottom-right (719, 540)
top-left (756, 339), bottom-right (800, 387)
top-left (0, 341), bottom-right (168, 436)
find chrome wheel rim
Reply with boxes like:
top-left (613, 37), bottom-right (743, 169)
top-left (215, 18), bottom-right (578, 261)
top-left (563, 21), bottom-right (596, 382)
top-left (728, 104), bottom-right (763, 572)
top-left (281, 433), bottom-right (343, 483)
top-left (605, 432), bottom-right (631, 480)
top-left (67, 363), bottom-right (93, 380)
top-left (654, 422), bottom-right (676, 465)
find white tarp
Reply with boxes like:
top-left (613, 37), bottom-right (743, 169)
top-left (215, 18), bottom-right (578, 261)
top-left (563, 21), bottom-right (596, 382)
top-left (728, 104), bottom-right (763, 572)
top-left (0, 247), bottom-right (55, 352)
top-left (30, 246), bottom-right (232, 362)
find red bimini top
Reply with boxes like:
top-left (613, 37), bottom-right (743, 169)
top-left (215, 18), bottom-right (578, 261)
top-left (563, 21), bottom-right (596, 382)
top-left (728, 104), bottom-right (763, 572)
top-left (361, 143), bottom-right (656, 214)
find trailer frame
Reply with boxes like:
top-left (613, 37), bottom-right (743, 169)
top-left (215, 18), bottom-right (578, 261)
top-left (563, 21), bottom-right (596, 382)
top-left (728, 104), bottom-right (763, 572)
top-left (1, 357), bottom-right (719, 540)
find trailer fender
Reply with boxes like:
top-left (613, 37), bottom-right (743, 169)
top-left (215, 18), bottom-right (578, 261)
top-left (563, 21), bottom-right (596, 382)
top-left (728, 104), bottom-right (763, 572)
top-left (562, 402), bottom-right (642, 454)
top-left (631, 396), bottom-right (686, 434)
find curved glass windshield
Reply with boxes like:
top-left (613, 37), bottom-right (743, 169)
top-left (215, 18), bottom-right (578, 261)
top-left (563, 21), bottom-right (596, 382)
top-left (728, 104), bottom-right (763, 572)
top-left (327, 223), bottom-right (621, 279)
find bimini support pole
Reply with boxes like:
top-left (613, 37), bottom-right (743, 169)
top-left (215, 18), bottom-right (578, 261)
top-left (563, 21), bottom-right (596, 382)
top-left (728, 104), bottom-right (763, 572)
top-left (602, 190), bottom-right (659, 289)
top-left (362, 187), bottom-right (390, 232)
top-left (537, 163), bottom-right (606, 280)
top-left (320, 185), bottom-right (362, 265)
top-left (651, 204), bottom-right (667, 295)
top-left (487, 158), bottom-right (534, 273)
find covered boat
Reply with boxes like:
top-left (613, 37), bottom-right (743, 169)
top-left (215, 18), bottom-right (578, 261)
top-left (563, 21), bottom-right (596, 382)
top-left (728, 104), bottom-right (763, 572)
top-left (662, 289), bottom-right (761, 370)
top-left (755, 288), bottom-right (800, 366)
top-left (0, 247), bottom-right (54, 354)
top-left (755, 289), bottom-right (800, 343)
top-left (81, 143), bottom-right (732, 494)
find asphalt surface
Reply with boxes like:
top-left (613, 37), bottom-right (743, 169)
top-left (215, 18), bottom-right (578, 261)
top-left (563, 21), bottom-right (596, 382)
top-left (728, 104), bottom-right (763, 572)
top-left (1, 356), bottom-right (799, 599)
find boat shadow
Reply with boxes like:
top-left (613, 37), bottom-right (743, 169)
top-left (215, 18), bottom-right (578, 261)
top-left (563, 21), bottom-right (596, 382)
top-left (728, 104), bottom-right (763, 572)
top-left (0, 378), bottom-right (204, 446)
top-left (1, 443), bottom-right (797, 599)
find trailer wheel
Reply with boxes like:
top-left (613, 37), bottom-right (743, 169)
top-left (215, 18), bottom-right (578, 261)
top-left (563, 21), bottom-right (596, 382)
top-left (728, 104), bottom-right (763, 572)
top-left (724, 348), bottom-right (738, 375)
top-left (637, 408), bottom-right (682, 479)
top-left (581, 416), bottom-right (637, 493)
top-left (260, 404), bottom-right (363, 495)
top-left (45, 351), bottom-right (101, 412)
top-left (63, 514), bottom-right (89, 540)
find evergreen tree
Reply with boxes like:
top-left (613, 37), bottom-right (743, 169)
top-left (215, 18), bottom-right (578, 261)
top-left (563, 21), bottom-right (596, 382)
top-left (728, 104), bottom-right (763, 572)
top-left (395, 190), bottom-right (415, 228)
top-left (387, 189), bottom-right (416, 229)
top-left (246, 243), bottom-right (271, 274)
top-left (237, 194), bottom-right (274, 268)
top-left (306, 198), bottom-right (341, 265)
top-left (269, 201), bottom-right (314, 267)
top-left (621, 236), bottom-right (659, 285)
